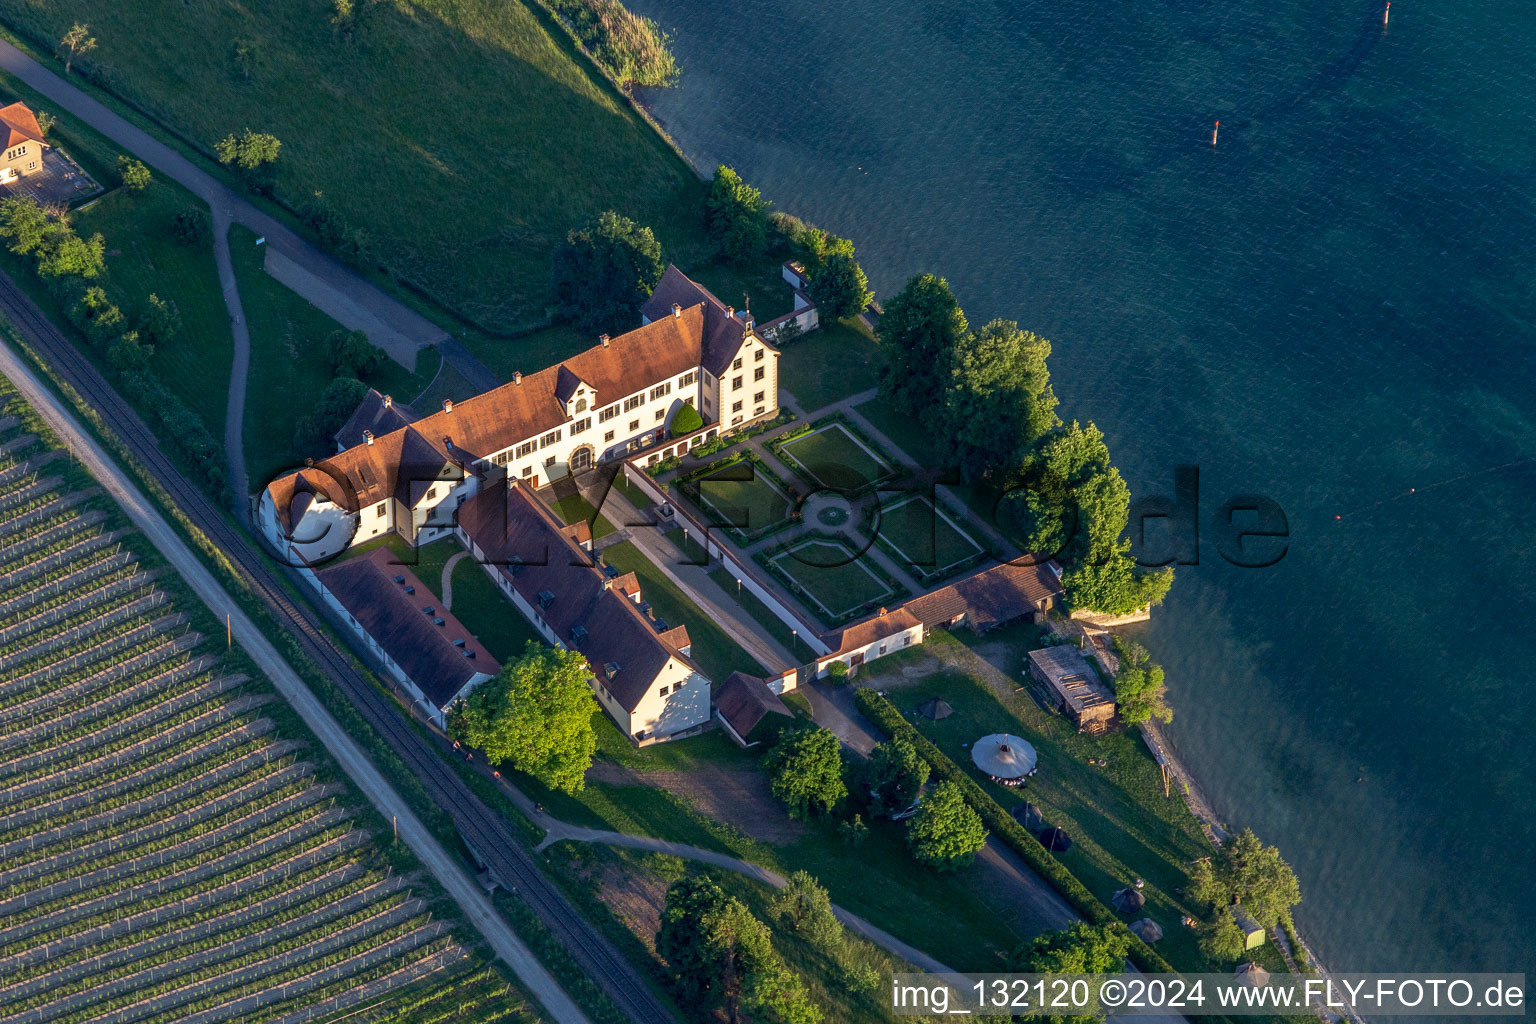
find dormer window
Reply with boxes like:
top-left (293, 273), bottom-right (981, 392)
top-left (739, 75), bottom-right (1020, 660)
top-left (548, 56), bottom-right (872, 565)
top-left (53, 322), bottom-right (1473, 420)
top-left (574, 398), bottom-right (587, 413)
top-left (604, 661), bottom-right (621, 680)
top-left (570, 625), bottom-right (588, 645)
top-left (538, 589), bottom-right (555, 609)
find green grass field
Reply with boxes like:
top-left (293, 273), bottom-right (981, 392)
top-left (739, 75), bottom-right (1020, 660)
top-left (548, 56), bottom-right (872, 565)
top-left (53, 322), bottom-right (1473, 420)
top-left (777, 421), bottom-right (892, 491)
top-left (0, 0), bottom-right (714, 333)
top-left (598, 539), bottom-right (768, 682)
top-left (696, 460), bottom-right (792, 536)
top-left (231, 225), bottom-right (438, 485)
top-left (876, 494), bottom-right (981, 573)
top-left (870, 628), bottom-right (1234, 974)
top-left (769, 537), bottom-right (895, 619)
top-left (777, 317), bottom-right (881, 412)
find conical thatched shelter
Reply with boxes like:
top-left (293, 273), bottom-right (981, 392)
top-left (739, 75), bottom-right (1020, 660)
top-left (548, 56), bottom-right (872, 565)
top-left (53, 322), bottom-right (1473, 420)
top-left (918, 697), bottom-right (953, 720)
top-left (1112, 888), bottom-right (1146, 913)
top-left (971, 733), bottom-right (1037, 781)
top-left (1235, 962), bottom-right (1270, 986)
top-left (1129, 918), bottom-right (1163, 943)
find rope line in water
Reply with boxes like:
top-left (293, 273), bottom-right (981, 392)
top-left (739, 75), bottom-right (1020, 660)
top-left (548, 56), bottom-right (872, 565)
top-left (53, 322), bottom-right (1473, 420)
top-left (1334, 457), bottom-right (1534, 520)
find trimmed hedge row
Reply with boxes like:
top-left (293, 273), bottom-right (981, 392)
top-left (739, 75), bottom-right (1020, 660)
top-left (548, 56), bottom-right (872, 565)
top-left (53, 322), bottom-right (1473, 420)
top-left (854, 688), bottom-right (1176, 974)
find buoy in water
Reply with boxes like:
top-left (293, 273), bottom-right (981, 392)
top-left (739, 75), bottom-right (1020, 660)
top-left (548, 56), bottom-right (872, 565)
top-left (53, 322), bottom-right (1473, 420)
top-left (1211, 120), bottom-right (1220, 146)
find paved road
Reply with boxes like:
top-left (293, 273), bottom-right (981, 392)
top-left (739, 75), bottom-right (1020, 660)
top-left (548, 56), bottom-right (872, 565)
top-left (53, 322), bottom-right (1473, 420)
top-left (0, 272), bottom-right (676, 1024)
top-left (0, 337), bottom-right (590, 1024)
top-left (0, 38), bottom-right (449, 370)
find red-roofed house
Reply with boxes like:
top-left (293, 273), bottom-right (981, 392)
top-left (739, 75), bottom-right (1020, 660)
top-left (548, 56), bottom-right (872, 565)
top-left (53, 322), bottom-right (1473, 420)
top-left (814, 606), bottom-right (924, 679)
top-left (0, 102), bottom-right (45, 182)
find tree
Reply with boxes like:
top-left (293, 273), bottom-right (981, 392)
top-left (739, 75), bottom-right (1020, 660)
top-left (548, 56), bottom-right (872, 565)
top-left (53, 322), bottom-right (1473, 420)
top-left (0, 197), bottom-right (53, 257)
top-left (764, 727), bottom-right (845, 819)
top-left (768, 871), bottom-right (841, 952)
top-left (825, 659), bottom-right (848, 684)
top-left (707, 165), bottom-right (769, 265)
top-left (946, 320), bottom-right (1058, 482)
top-left (878, 274), bottom-right (968, 426)
top-left (550, 210), bottom-right (664, 331)
top-left (1112, 638), bottom-right (1172, 725)
top-left (69, 286), bottom-right (125, 346)
top-left (1009, 922), bottom-right (1130, 1024)
top-left (789, 224), bottom-right (855, 274)
top-left (1189, 829), bottom-right (1301, 931)
top-left (108, 330), bottom-right (153, 372)
top-left (448, 643), bottom-right (598, 793)
top-left (293, 376), bottom-right (369, 453)
top-left (658, 877), bottom-right (822, 1024)
top-left (669, 402), bottom-right (703, 436)
top-left (172, 208), bottom-right (210, 246)
top-left (325, 328), bottom-right (383, 379)
top-left (808, 251), bottom-right (872, 321)
top-left (117, 156), bottom-right (151, 192)
top-left (58, 24), bottom-right (97, 75)
top-left (905, 780), bottom-right (986, 869)
top-left (215, 129), bottom-right (282, 173)
top-left (37, 229), bottom-right (105, 279)
top-left (138, 294), bottom-right (181, 348)
top-left (863, 736), bottom-right (928, 818)
top-left (839, 813), bottom-right (868, 847)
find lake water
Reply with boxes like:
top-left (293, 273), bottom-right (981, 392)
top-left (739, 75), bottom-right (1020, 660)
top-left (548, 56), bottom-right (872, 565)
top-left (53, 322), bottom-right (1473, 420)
top-left (630, 0), bottom-right (1536, 974)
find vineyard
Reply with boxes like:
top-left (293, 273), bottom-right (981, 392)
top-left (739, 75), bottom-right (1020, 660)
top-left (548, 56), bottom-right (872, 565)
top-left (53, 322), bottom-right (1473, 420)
top-left (0, 372), bottom-right (526, 1024)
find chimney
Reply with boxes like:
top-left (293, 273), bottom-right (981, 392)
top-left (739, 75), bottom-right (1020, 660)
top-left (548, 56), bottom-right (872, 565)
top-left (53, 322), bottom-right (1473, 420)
top-left (878, 606), bottom-right (888, 617)
top-left (725, 306), bottom-right (735, 319)
top-left (442, 399), bottom-right (453, 414)
top-left (599, 334), bottom-right (610, 348)
top-left (442, 435), bottom-right (453, 450)
top-left (382, 394), bottom-right (392, 408)
top-left (512, 370), bottom-right (522, 385)
top-left (671, 303), bottom-right (681, 318)
top-left (363, 430), bottom-right (374, 446)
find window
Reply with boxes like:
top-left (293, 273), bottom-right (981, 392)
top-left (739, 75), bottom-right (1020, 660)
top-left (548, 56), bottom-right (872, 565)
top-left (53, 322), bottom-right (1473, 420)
top-left (655, 410), bottom-right (665, 422)
top-left (624, 395), bottom-right (643, 412)
top-left (731, 401), bottom-right (743, 413)
top-left (659, 685), bottom-right (670, 697)
top-left (25, 161), bottom-right (35, 171)
top-left (545, 455), bottom-right (556, 468)
top-left (574, 398), bottom-right (587, 413)
top-left (731, 415), bottom-right (743, 425)
top-left (755, 348), bottom-right (764, 361)
top-left (491, 451), bottom-right (511, 466)
top-left (754, 367), bottom-right (765, 382)
top-left (425, 487), bottom-right (437, 501)
top-left (604, 430), bottom-right (615, 442)
top-left (679, 371), bottom-right (697, 387)
top-left (732, 357), bottom-right (743, 370)
top-left (755, 406), bottom-right (765, 416)
top-left (600, 405), bottom-right (619, 423)
top-left (649, 383), bottom-right (671, 401)
top-left (903, 635), bottom-right (912, 647)
top-left (375, 502), bottom-right (387, 517)
top-left (515, 441), bottom-right (536, 458)
top-left (540, 429), bottom-right (561, 448)
top-left (879, 644), bottom-right (888, 655)
top-left (522, 465), bottom-right (533, 476)
top-left (732, 376), bottom-right (743, 390)
top-left (628, 419), bottom-right (640, 431)
top-left (571, 417), bottom-right (591, 434)
top-left (753, 391), bottom-right (765, 404)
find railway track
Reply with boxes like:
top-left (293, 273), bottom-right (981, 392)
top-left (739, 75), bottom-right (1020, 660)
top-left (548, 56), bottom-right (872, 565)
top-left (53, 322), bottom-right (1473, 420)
top-left (0, 272), bottom-right (675, 1024)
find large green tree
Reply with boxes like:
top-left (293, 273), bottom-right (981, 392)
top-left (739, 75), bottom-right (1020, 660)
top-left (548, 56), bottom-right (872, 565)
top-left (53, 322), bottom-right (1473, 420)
top-left (765, 727), bottom-right (846, 819)
top-left (905, 780), bottom-right (987, 869)
top-left (448, 642), bottom-right (598, 793)
top-left (215, 128), bottom-right (282, 171)
top-left (1009, 922), bottom-right (1130, 1024)
top-left (1189, 828), bottom-right (1301, 930)
top-left (878, 274), bottom-right (968, 426)
top-left (1111, 638), bottom-right (1172, 725)
top-left (808, 251), bottom-right (872, 321)
top-left (707, 165), bottom-right (769, 265)
top-left (946, 319), bottom-right (1059, 482)
top-left (551, 209), bottom-right (664, 332)
top-left (658, 877), bottom-right (822, 1024)
top-left (325, 328), bottom-right (384, 379)
top-left (767, 870), bottom-right (841, 952)
top-left (862, 735), bottom-right (929, 818)
top-left (294, 376), bottom-right (369, 454)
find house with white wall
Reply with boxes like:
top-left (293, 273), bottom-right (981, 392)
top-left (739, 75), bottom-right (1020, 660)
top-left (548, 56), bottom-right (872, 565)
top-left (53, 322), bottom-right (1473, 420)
top-left (456, 481), bottom-right (711, 744)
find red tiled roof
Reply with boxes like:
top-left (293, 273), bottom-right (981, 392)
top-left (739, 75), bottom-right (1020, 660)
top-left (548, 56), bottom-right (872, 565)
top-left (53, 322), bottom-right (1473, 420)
top-left (714, 671), bottom-right (791, 739)
top-left (317, 548), bottom-right (498, 709)
top-left (903, 561), bottom-right (1063, 630)
top-left (823, 607), bottom-right (923, 657)
top-left (0, 102), bottom-right (45, 151)
top-left (641, 264), bottom-right (773, 376)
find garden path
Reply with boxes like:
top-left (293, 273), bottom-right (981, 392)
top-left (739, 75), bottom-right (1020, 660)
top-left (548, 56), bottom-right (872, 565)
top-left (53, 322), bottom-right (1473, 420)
top-left (440, 550), bottom-right (468, 611)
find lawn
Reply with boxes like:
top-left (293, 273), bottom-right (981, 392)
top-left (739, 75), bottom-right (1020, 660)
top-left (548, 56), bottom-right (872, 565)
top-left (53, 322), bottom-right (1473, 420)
top-left (231, 225), bottom-right (439, 486)
top-left (777, 317), bottom-right (881, 413)
top-left (598, 539), bottom-right (768, 682)
top-left (546, 489), bottom-right (618, 540)
top-left (695, 460), bottom-right (792, 537)
top-left (875, 494), bottom-right (982, 574)
top-left (708, 565), bottom-right (800, 654)
top-left (866, 627), bottom-right (1232, 973)
top-left (768, 537), bottom-right (895, 620)
top-left (0, 0), bottom-right (711, 333)
top-left (777, 421), bottom-right (893, 491)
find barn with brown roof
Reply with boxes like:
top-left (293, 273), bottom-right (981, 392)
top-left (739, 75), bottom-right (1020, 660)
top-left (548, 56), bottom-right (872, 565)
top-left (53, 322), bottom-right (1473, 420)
top-left (713, 672), bottom-right (793, 747)
top-left (904, 561), bottom-right (1063, 634)
top-left (1026, 644), bottom-right (1116, 734)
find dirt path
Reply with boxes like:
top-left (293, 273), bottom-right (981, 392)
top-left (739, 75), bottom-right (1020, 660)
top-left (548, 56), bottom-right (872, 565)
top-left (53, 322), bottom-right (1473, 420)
top-left (211, 210), bottom-right (251, 523)
top-left (440, 550), bottom-right (468, 611)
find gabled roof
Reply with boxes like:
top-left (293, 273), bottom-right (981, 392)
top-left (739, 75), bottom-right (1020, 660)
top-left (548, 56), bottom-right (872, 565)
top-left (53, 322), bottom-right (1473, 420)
top-left (904, 561), bottom-right (1063, 630)
top-left (640, 264), bottom-right (774, 377)
top-left (317, 548), bottom-right (498, 709)
top-left (823, 607), bottom-right (923, 657)
top-left (714, 671), bottom-right (792, 739)
top-left (334, 388), bottom-right (419, 451)
top-left (457, 483), bottom-right (701, 713)
top-left (0, 102), bottom-right (44, 151)
top-left (1027, 645), bottom-right (1115, 718)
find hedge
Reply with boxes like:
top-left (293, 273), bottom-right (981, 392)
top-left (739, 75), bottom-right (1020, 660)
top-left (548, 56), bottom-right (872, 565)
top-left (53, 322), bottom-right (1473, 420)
top-left (854, 688), bottom-right (1177, 974)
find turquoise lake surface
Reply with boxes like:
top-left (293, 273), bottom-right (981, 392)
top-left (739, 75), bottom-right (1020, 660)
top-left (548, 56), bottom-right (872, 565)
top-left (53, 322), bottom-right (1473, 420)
top-left (631, 0), bottom-right (1536, 972)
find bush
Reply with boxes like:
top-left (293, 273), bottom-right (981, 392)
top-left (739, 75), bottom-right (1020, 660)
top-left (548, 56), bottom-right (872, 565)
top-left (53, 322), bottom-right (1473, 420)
top-left (172, 208), bottom-right (210, 246)
top-left (707, 165), bottom-right (769, 265)
top-left (825, 659), bottom-right (849, 684)
top-left (325, 328), bottom-right (383, 379)
top-left (138, 293), bottom-right (181, 348)
top-left (117, 156), bottom-right (152, 191)
top-left (550, 0), bottom-right (680, 88)
top-left (669, 402), bottom-right (703, 436)
top-left (551, 210), bottom-right (663, 331)
top-left (905, 780), bottom-right (987, 869)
